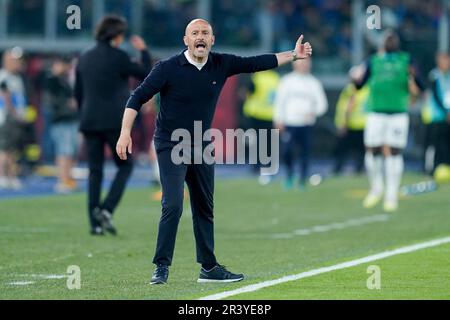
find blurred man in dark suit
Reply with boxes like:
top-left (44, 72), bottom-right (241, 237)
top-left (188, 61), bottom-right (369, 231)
top-left (75, 15), bottom-right (152, 235)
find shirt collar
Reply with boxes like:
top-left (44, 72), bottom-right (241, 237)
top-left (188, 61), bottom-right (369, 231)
top-left (177, 49), bottom-right (212, 67)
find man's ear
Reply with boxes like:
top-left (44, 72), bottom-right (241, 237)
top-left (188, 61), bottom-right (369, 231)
top-left (183, 36), bottom-right (188, 46)
top-left (211, 35), bottom-right (215, 46)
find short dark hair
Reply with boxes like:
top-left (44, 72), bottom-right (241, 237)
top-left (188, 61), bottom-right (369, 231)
top-left (95, 15), bottom-right (127, 42)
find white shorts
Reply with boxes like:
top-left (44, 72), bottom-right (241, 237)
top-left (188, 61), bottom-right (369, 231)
top-left (364, 112), bottom-right (409, 149)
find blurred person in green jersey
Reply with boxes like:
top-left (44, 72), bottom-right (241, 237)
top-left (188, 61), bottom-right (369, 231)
top-left (356, 31), bottom-right (424, 212)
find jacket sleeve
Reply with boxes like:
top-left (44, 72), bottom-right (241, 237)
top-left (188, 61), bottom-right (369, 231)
top-left (126, 61), bottom-right (166, 112)
top-left (223, 54), bottom-right (278, 77)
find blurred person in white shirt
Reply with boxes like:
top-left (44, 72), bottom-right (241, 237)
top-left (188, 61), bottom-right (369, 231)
top-left (274, 58), bottom-right (327, 190)
top-left (0, 48), bottom-right (27, 190)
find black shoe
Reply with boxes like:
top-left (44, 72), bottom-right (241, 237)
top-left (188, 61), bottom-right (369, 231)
top-left (198, 264), bottom-right (244, 283)
top-left (93, 208), bottom-right (117, 236)
top-left (150, 265), bottom-right (169, 285)
top-left (90, 226), bottom-right (104, 236)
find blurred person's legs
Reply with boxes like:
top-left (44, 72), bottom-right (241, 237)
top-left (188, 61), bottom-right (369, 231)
top-left (423, 123), bottom-right (435, 175)
top-left (0, 150), bottom-right (7, 188)
top-left (334, 130), bottom-right (365, 174)
top-left (363, 113), bottom-right (385, 208)
top-left (281, 127), bottom-right (296, 190)
top-left (445, 123), bottom-right (450, 164)
top-left (0, 120), bottom-right (22, 189)
top-left (434, 122), bottom-right (450, 168)
top-left (296, 126), bottom-right (312, 189)
top-left (0, 152), bottom-right (21, 189)
top-left (383, 113), bottom-right (408, 212)
top-left (50, 121), bottom-right (79, 193)
top-left (84, 131), bottom-right (105, 233)
top-left (281, 126), bottom-right (311, 190)
top-left (351, 130), bottom-right (365, 174)
top-left (85, 130), bottom-right (133, 236)
top-left (248, 117), bottom-right (273, 182)
top-left (383, 146), bottom-right (404, 212)
top-left (101, 130), bottom-right (133, 215)
top-left (333, 131), bottom-right (351, 175)
top-left (363, 113), bottom-right (408, 212)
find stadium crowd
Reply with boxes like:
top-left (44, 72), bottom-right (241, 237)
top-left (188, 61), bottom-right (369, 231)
top-left (4, 0), bottom-right (445, 72)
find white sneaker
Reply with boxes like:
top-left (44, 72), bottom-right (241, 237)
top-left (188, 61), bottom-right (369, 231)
top-left (363, 192), bottom-right (382, 209)
top-left (383, 200), bottom-right (398, 213)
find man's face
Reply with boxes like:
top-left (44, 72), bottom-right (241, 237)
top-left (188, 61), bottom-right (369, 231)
top-left (183, 20), bottom-right (215, 60)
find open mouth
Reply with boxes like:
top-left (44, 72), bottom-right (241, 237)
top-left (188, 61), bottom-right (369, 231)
top-left (195, 43), bottom-right (206, 49)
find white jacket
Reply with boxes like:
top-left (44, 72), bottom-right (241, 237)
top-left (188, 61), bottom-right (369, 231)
top-left (274, 72), bottom-right (328, 127)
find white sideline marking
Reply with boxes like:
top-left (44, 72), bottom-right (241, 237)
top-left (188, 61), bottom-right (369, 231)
top-left (18, 274), bottom-right (67, 279)
top-left (6, 274), bottom-right (67, 286)
top-left (9, 281), bottom-right (35, 286)
top-left (271, 214), bottom-right (389, 239)
top-left (199, 236), bottom-right (450, 300)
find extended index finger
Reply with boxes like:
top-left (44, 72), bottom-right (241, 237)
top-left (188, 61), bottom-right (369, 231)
top-left (297, 34), bottom-right (304, 45)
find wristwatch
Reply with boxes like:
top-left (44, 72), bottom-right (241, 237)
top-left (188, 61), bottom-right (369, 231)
top-left (291, 50), bottom-right (298, 61)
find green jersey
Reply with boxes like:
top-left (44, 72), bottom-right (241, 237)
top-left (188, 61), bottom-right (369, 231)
top-left (367, 52), bottom-right (410, 113)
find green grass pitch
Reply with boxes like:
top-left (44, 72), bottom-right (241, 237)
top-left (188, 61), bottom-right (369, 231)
top-left (1, 173), bottom-right (449, 299)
